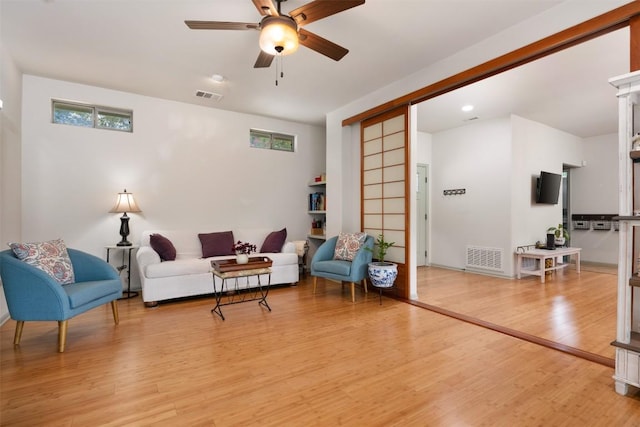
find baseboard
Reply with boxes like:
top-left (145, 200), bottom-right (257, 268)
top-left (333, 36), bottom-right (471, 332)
top-left (429, 263), bottom-right (512, 279)
top-left (0, 312), bottom-right (10, 326)
top-left (581, 261), bottom-right (617, 268)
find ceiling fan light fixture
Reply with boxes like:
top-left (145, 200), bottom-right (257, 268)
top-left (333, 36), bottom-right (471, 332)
top-left (259, 16), bottom-right (299, 56)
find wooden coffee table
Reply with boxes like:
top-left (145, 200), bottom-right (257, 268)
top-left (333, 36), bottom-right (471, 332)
top-left (210, 257), bottom-right (273, 320)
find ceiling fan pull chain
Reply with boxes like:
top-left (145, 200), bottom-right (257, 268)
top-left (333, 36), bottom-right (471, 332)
top-left (274, 45), bottom-right (285, 86)
top-left (275, 53), bottom-right (286, 86)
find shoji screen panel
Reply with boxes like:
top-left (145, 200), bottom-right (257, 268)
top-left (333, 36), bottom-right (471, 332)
top-left (361, 106), bottom-right (409, 297)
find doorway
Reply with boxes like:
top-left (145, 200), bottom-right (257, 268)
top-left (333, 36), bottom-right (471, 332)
top-left (562, 168), bottom-right (570, 246)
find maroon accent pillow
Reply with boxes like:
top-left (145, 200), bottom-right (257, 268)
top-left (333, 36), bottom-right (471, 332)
top-left (260, 228), bottom-right (287, 253)
top-left (199, 231), bottom-right (235, 258)
top-left (150, 234), bottom-right (176, 261)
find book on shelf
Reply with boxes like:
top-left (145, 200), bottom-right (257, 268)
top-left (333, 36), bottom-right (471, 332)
top-left (309, 192), bottom-right (326, 211)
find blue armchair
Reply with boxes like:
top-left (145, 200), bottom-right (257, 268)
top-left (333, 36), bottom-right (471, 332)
top-left (0, 249), bottom-right (122, 352)
top-left (311, 235), bottom-right (374, 302)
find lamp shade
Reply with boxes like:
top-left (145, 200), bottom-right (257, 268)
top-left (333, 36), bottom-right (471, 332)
top-left (109, 189), bottom-right (141, 213)
top-left (259, 16), bottom-right (299, 56)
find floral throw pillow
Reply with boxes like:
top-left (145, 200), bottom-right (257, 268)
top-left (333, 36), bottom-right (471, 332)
top-left (9, 239), bottom-right (75, 285)
top-left (333, 232), bottom-right (367, 261)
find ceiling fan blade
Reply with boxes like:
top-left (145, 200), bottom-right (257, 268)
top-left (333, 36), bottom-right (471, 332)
top-left (252, 0), bottom-right (279, 16)
top-left (298, 28), bottom-right (349, 61)
top-left (185, 21), bottom-right (259, 30)
top-left (254, 50), bottom-right (275, 68)
top-left (290, 0), bottom-right (365, 26)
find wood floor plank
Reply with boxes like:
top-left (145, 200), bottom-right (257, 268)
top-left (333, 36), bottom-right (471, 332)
top-left (414, 264), bottom-right (617, 359)
top-left (1, 273), bottom-right (639, 426)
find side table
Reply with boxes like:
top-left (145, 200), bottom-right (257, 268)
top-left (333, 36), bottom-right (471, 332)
top-left (105, 245), bottom-right (139, 299)
top-left (210, 257), bottom-right (273, 320)
top-left (515, 246), bottom-right (581, 284)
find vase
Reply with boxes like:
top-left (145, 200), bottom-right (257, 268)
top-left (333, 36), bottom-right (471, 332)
top-left (236, 253), bottom-right (249, 264)
top-left (367, 262), bottom-right (398, 288)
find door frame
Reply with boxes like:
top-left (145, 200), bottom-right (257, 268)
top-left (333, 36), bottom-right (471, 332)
top-left (416, 163), bottom-right (429, 267)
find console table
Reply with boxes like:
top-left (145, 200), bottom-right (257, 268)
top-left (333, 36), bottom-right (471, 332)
top-left (515, 247), bottom-right (581, 284)
top-left (210, 257), bottom-right (273, 320)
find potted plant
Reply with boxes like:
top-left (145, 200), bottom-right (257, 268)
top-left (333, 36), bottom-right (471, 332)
top-left (232, 241), bottom-right (256, 264)
top-left (365, 234), bottom-right (398, 289)
top-left (547, 224), bottom-right (569, 246)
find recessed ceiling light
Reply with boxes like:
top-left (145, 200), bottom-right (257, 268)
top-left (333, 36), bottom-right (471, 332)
top-left (462, 104), bottom-right (474, 112)
top-left (211, 74), bottom-right (225, 83)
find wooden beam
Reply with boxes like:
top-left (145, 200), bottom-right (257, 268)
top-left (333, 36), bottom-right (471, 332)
top-left (632, 13), bottom-right (640, 71)
top-left (343, 1), bottom-right (640, 127)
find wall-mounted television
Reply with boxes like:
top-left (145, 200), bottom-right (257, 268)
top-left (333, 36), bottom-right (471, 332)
top-left (536, 171), bottom-right (561, 204)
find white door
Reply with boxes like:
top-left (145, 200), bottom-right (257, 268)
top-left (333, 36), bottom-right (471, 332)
top-left (417, 164), bottom-right (428, 266)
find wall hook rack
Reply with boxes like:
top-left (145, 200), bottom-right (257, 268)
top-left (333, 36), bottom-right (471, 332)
top-left (443, 188), bottom-right (466, 196)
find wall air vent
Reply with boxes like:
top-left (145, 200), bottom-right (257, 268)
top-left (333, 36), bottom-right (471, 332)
top-left (195, 90), bottom-right (223, 101)
top-left (463, 116), bottom-right (479, 122)
top-left (466, 245), bottom-right (503, 272)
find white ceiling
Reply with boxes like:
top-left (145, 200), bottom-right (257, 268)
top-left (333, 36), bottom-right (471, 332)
top-left (0, 0), bottom-right (630, 138)
top-left (417, 27), bottom-right (629, 137)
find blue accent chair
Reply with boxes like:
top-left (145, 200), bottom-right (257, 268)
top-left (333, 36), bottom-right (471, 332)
top-left (311, 235), bottom-right (374, 302)
top-left (0, 249), bottom-right (122, 352)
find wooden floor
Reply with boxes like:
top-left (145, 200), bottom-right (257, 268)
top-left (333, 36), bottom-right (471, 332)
top-left (2, 270), bottom-right (640, 426)
top-left (413, 264), bottom-right (618, 361)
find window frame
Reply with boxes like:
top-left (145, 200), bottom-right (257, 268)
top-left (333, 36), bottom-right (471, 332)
top-left (250, 128), bottom-right (295, 152)
top-left (52, 99), bottom-right (133, 133)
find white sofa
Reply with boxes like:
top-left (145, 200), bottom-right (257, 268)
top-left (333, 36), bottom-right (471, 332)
top-left (136, 229), bottom-right (299, 306)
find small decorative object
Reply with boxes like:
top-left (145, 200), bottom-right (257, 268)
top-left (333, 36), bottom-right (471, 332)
top-left (365, 234), bottom-right (395, 263)
top-left (232, 241), bottom-right (256, 264)
top-left (632, 133), bottom-right (640, 151)
top-left (547, 223), bottom-right (569, 246)
top-left (546, 233), bottom-right (555, 250)
top-left (311, 218), bottom-right (324, 235)
top-left (365, 234), bottom-right (398, 304)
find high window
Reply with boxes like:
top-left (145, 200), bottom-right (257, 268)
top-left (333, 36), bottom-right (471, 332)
top-left (52, 100), bottom-right (133, 132)
top-left (250, 129), bottom-right (295, 152)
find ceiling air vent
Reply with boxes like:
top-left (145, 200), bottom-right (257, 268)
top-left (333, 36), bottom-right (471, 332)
top-left (195, 90), bottom-right (223, 101)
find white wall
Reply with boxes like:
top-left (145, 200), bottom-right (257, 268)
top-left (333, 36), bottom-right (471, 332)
top-left (430, 117), bottom-right (513, 272)
top-left (416, 131), bottom-right (433, 165)
top-left (511, 114), bottom-right (584, 252)
top-left (417, 115), bottom-right (618, 275)
top-left (0, 44), bottom-right (23, 322)
top-left (415, 115), bottom-right (586, 278)
top-left (21, 75), bottom-right (325, 290)
top-left (570, 133), bottom-right (618, 264)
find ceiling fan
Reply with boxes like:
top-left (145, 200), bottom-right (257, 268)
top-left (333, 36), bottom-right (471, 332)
top-left (185, 0), bottom-right (365, 68)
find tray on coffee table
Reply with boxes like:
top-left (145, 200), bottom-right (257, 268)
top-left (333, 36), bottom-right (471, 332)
top-left (210, 256), bottom-right (273, 273)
